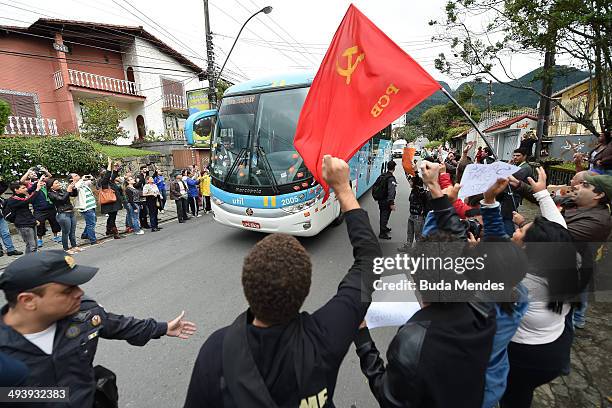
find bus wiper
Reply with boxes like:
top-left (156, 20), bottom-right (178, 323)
top-left (224, 131), bottom-right (250, 184)
top-left (257, 146), bottom-right (279, 194)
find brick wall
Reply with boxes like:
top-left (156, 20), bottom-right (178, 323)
top-left (0, 32), bottom-right (63, 125)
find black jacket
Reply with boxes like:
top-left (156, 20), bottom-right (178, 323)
top-left (5, 191), bottom-right (39, 228)
top-left (48, 189), bottom-right (77, 213)
top-left (183, 209), bottom-right (381, 408)
top-left (354, 302), bottom-right (496, 408)
top-left (98, 170), bottom-right (123, 214)
top-left (379, 172), bottom-right (397, 206)
top-left (0, 298), bottom-right (168, 408)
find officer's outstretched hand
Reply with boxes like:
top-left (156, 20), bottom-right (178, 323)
top-left (166, 311), bottom-right (197, 339)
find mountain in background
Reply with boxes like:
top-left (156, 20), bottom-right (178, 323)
top-left (405, 65), bottom-right (589, 123)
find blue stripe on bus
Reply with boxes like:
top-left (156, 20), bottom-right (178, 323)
top-left (211, 184), bottom-right (320, 209)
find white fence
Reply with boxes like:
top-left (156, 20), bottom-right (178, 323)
top-left (3, 116), bottom-right (59, 136)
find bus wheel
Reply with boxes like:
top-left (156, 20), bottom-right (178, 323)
top-left (330, 212), bottom-right (344, 227)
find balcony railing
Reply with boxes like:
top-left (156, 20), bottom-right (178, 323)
top-left (163, 94), bottom-right (187, 110)
top-left (3, 116), bottom-right (58, 136)
top-left (165, 128), bottom-right (185, 140)
top-left (53, 70), bottom-right (142, 96)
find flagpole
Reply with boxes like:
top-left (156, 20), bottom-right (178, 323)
top-left (440, 88), bottom-right (497, 160)
top-left (441, 88), bottom-right (518, 211)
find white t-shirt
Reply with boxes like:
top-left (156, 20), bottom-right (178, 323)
top-left (512, 274), bottom-right (570, 345)
top-left (23, 323), bottom-right (57, 355)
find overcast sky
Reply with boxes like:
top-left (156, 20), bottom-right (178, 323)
top-left (1, 0), bottom-right (559, 89)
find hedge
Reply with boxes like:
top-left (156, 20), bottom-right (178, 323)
top-left (0, 136), bottom-right (105, 182)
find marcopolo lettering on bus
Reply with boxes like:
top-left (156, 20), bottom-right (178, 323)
top-left (371, 84), bottom-right (400, 118)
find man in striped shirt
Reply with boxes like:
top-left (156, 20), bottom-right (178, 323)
top-left (71, 173), bottom-right (97, 245)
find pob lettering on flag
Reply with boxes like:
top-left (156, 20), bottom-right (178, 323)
top-left (294, 4), bottom-right (441, 198)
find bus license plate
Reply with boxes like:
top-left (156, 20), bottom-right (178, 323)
top-left (242, 221), bottom-right (261, 229)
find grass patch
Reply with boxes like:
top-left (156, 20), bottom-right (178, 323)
top-left (548, 162), bottom-right (576, 172)
top-left (93, 143), bottom-right (160, 158)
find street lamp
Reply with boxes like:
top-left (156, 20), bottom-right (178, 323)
top-left (214, 6), bottom-right (273, 85)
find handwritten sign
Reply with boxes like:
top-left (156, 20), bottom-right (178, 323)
top-left (365, 302), bottom-right (421, 329)
top-left (458, 162), bottom-right (521, 198)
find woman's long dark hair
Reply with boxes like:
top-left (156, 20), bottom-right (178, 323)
top-left (464, 236), bottom-right (528, 315)
top-left (523, 216), bottom-right (580, 313)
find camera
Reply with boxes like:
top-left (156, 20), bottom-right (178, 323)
top-left (83, 175), bottom-right (94, 181)
top-left (29, 165), bottom-right (48, 180)
top-left (461, 218), bottom-right (483, 238)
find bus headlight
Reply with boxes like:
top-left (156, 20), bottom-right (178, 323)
top-left (212, 197), bottom-right (224, 206)
top-left (280, 198), bottom-right (316, 214)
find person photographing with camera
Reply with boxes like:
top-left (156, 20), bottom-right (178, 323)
top-left (20, 166), bottom-right (62, 248)
top-left (70, 173), bottom-right (97, 246)
top-left (5, 178), bottom-right (45, 253)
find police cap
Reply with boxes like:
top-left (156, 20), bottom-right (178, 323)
top-left (0, 250), bottom-right (98, 292)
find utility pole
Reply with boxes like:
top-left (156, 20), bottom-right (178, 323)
top-left (535, 30), bottom-right (557, 160)
top-left (203, 0), bottom-right (216, 109)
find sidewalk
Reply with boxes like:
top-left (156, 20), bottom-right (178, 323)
top-left (0, 201), bottom-right (180, 270)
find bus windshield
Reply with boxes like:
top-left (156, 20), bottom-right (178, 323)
top-left (210, 87), bottom-right (312, 188)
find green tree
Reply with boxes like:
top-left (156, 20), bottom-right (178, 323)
top-left (216, 79), bottom-right (232, 103)
top-left (431, 0), bottom-right (611, 139)
top-left (395, 124), bottom-right (421, 142)
top-left (80, 99), bottom-right (129, 144)
top-left (420, 105), bottom-right (451, 140)
top-left (0, 99), bottom-right (10, 134)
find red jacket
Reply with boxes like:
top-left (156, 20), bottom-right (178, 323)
top-left (438, 173), bottom-right (473, 219)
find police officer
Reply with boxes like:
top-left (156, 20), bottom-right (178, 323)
top-left (0, 250), bottom-right (197, 407)
top-left (378, 160), bottom-right (397, 240)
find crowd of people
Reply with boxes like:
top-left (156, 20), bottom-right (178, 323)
top-left (0, 140), bottom-right (611, 408)
top-left (0, 160), bottom-right (213, 255)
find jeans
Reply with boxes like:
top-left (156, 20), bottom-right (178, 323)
top-left (204, 195), bottom-right (211, 212)
top-left (106, 211), bottom-right (118, 233)
top-left (17, 226), bottom-right (37, 253)
top-left (34, 208), bottom-right (61, 238)
top-left (139, 202), bottom-right (149, 227)
top-left (159, 189), bottom-right (167, 210)
top-left (56, 212), bottom-right (77, 250)
top-left (146, 198), bottom-right (158, 229)
top-left (188, 196), bottom-right (198, 216)
top-left (80, 209), bottom-right (97, 243)
top-left (406, 214), bottom-right (424, 244)
top-left (127, 203), bottom-right (141, 232)
top-left (573, 289), bottom-right (589, 327)
top-left (0, 217), bottom-right (16, 252)
top-left (175, 199), bottom-right (186, 222)
top-left (378, 201), bottom-right (392, 234)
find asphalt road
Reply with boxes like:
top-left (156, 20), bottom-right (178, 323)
top-left (77, 166), bottom-right (412, 408)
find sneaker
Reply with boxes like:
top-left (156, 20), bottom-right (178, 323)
top-left (160, 210), bottom-right (165, 214)
top-left (384, 227), bottom-right (392, 233)
top-left (196, 214), bottom-right (202, 218)
top-left (37, 239), bottom-right (43, 248)
top-left (52, 236), bottom-right (62, 243)
top-left (135, 230), bottom-right (145, 235)
top-left (397, 243), bottom-right (411, 253)
top-left (574, 321), bottom-right (586, 329)
top-left (378, 234), bottom-right (392, 240)
top-left (124, 227), bottom-right (134, 234)
top-left (7, 250), bottom-right (23, 256)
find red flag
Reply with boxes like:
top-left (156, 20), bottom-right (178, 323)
top-left (294, 4), bottom-right (441, 197)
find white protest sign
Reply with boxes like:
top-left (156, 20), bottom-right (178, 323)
top-left (365, 302), bottom-right (421, 329)
top-left (458, 162), bottom-right (521, 198)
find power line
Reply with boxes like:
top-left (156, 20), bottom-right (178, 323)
top-left (209, 2), bottom-right (314, 69)
top-left (232, 0), bottom-right (318, 66)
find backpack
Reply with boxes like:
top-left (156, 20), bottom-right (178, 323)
top-left (372, 173), bottom-right (390, 201)
top-left (1, 198), bottom-right (16, 223)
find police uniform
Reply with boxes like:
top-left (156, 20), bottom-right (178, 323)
top-left (0, 250), bottom-right (168, 408)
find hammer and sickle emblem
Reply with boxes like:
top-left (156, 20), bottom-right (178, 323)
top-left (336, 46), bottom-right (365, 85)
